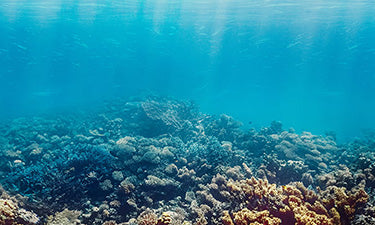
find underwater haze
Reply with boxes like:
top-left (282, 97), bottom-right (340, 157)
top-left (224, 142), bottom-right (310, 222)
top-left (3, 1), bottom-right (375, 224)
top-left (1, 0), bottom-right (375, 140)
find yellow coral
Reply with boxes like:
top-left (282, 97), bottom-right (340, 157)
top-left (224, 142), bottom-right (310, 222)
top-left (319, 186), bottom-right (368, 223)
top-left (137, 210), bottom-right (158, 225)
top-left (232, 209), bottom-right (281, 225)
top-left (0, 199), bottom-right (18, 224)
top-left (46, 209), bottom-right (81, 225)
top-left (157, 212), bottom-right (172, 225)
top-left (222, 211), bottom-right (235, 225)
top-left (219, 177), bottom-right (368, 225)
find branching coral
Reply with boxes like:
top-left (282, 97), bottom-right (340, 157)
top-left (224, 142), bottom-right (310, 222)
top-left (136, 210), bottom-right (178, 225)
top-left (203, 176), bottom-right (368, 225)
top-left (223, 209), bottom-right (281, 225)
top-left (318, 185), bottom-right (368, 224)
top-left (137, 210), bottom-right (158, 225)
top-left (0, 198), bottom-right (18, 224)
top-left (46, 209), bottom-right (81, 225)
top-left (0, 196), bottom-right (39, 225)
top-left (1, 97), bottom-right (374, 225)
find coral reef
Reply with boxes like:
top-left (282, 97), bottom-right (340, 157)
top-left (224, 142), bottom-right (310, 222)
top-left (197, 171), bottom-right (368, 225)
top-left (0, 186), bottom-right (39, 225)
top-left (46, 209), bottom-right (81, 225)
top-left (0, 96), bottom-right (374, 224)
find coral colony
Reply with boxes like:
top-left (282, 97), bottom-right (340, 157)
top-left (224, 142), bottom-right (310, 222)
top-left (0, 97), bottom-right (374, 224)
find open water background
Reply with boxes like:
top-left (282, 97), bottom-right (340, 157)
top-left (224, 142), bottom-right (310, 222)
top-left (1, 0), bottom-right (375, 141)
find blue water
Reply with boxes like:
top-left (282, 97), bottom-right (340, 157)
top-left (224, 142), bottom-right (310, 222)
top-left (1, 0), bottom-right (375, 141)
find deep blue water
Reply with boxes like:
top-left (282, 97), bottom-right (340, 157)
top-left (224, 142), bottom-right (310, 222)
top-left (1, 0), bottom-right (375, 141)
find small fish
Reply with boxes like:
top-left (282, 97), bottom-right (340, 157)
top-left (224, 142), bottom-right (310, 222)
top-left (15, 44), bottom-right (27, 50)
top-left (287, 41), bottom-right (300, 49)
top-left (211, 30), bottom-right (221, 37)
top-left (348, 45), bottom-right (358, 50)
top-left (76, 42), bottom-right (89, 49)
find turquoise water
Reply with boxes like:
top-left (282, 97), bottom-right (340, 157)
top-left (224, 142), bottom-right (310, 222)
top-left (1, 2), bottom-right (375, 223)
top-left (1, 0), bottom-right (375, 140)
